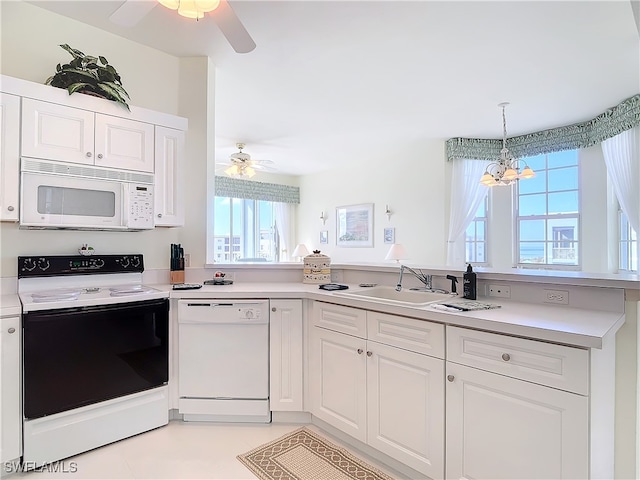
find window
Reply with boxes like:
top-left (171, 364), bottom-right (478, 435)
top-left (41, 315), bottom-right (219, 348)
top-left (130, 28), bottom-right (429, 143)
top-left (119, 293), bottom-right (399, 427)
top-left (465, 195), bottom-right (488, 264)
top-left (516, 150), bottom-right (580, 268)
top-left (213, 197), bottom-right (278, 263)
top-left (619, 211), bottom-right (638, 272)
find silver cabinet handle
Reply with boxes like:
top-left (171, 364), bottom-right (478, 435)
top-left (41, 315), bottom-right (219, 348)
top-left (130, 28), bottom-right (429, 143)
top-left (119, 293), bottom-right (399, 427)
top-left (157, 213), bottom-right (163, 218)
top-left (272, 307), bottom-right (276, 312)
top-left (7, 206), bottom-right (14, 211)
top-left (447, 375), bottom-right (455, 382)
top-left (357, 348), bottom-right (363, 354)
top-left (8, 327), bottom-right (15, 334)
top-left (502, 353), bottom-right (511, 362)
top-left (97, 154), bottom-right (103, 159)
top-left (86, 152), bottom-right (92, 157)
top-left (366, 351), bottom-right (372, 357)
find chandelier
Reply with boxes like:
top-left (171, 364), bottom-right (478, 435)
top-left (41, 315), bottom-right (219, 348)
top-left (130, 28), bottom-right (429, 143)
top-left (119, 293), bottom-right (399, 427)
top-left (480, 102), bottom-right (535, 187)
top-left (158, 0), bottom-right (220, 20)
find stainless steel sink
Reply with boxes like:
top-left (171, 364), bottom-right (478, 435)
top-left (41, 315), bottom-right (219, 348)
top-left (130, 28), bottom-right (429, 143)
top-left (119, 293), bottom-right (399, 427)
top-left (335, 286), bottom-right (455, 306)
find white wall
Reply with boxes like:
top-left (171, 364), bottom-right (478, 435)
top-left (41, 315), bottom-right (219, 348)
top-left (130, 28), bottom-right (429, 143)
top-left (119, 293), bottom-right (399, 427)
top-left (298, 138), bottom-right (450, 266)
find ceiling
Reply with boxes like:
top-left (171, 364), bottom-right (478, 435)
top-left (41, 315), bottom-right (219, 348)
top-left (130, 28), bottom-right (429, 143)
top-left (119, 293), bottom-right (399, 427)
top-left (27, 1), bottom-right (640, 176)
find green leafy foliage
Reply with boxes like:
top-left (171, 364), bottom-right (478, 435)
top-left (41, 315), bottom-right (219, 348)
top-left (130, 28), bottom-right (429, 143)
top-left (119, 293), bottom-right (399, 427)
top-left (45, 44), bottom-right (130, 111)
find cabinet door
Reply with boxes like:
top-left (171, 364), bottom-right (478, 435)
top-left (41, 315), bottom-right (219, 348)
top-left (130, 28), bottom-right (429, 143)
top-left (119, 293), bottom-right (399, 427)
top-left (0, 93), bottom-right (20, 221)
top-left (21, 98), bottom-right (94, 164)
top-left (367, 341), bottom-right (445, 479)
top-left (270, 300), bottom-right (303, 411)
top-left (446, 362), bottom-right (588, 480)
top-left (154, 126), bottom-right (184, 226)
top-left (94, 114), bottom-right (154, 172)
top-left (1, 316), bottom-right (21, 462)
top-left (310, 327), bottom-right (367, 442)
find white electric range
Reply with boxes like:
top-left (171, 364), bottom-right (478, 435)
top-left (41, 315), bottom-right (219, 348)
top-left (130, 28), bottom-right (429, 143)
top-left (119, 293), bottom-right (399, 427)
top-left (17, 254), bottom-right (170, 468)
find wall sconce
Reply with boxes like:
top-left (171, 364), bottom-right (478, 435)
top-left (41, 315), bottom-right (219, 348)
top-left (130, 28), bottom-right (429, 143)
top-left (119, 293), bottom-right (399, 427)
top-left (385, 205), bottom-right (392, 221)
top-left (320, 211), bottom-right (327, 224)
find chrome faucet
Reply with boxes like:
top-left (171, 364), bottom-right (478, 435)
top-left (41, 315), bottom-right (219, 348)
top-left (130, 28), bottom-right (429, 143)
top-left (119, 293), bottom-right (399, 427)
top-left (395, 265), bottom-right (432, 292)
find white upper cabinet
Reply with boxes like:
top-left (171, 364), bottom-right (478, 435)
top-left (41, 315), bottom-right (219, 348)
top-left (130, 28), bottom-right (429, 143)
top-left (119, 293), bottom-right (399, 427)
top-left (0, 93), bottom-right (20, 221)
top-left (21, 98), bottom-right (154, 173)
top-left (95, 114), bottom-right (154, 173)
top-left (154, 126), bottom-right (185, 226)
top-left (21, 98), bottom-right (94, 165)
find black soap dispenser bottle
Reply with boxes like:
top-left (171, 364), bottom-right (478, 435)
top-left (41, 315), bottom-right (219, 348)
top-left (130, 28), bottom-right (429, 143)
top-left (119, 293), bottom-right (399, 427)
top-left (463, 264), bottom-right (477, 300)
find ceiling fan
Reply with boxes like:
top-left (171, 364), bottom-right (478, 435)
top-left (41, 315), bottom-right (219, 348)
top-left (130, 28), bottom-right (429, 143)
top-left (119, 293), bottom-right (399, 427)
top-left (109, 0), bottom-right (256, 54)
top-left (216, 143), bottom-right (275, 178)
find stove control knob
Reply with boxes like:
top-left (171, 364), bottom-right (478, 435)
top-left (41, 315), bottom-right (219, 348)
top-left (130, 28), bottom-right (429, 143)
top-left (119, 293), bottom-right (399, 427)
top-left (120, 256), bottom-right (130, 268)
top-left (130, 256), bottom-right (141, 268)
top-left (37, 258), bottom-right (50, 271)
top-left (93, 258), bottom-right (105, 268)
top-left (22, 258), bottom-right (36, 271)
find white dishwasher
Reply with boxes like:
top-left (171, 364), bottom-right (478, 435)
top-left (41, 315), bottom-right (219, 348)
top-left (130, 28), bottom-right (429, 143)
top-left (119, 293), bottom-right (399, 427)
top-left (177, 299), bottom-right (270, 423)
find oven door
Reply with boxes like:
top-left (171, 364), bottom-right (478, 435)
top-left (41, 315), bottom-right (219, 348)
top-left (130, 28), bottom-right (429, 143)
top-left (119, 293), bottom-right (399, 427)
top-left (20, 170), bottom-right (124, 229)
top-left (23, 298), bottom-right (169, 419)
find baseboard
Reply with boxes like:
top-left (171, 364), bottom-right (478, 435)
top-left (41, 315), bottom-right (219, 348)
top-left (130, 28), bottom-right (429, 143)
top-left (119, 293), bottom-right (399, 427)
top-left (271, 411), bottom-right (312, 424)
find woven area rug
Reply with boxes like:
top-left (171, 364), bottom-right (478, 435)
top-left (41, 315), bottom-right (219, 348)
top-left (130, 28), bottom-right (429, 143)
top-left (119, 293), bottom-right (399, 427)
top-left (237, 427), bottom-right (395, 480)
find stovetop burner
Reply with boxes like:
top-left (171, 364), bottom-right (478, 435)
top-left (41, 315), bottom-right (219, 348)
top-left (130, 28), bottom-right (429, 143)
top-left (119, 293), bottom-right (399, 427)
top-left (18, 254), bottom-right (168, 312)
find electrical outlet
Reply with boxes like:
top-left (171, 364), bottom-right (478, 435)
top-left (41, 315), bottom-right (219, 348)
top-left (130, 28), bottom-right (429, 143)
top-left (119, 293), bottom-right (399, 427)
top-left (488, 284), bottom-right (511, 298)
top-left (331, 270), bottom-right (343, 282)
top-left (544, 289), bottom-right (569, 305)
top-left (184, 253), bottom-right (191, 268)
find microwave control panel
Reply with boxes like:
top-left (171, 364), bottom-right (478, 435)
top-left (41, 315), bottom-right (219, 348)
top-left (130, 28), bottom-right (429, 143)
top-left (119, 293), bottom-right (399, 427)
top-left (127, 184), bottom-right (154, 229)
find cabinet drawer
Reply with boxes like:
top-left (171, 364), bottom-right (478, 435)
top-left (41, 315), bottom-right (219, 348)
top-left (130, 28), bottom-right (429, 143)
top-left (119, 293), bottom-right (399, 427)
top-left (313, 302), bottom-right (366, 338)
top-left (447, 326), bottom-right (589, 395)
top-left (367, 311), bottom-right (444, 358)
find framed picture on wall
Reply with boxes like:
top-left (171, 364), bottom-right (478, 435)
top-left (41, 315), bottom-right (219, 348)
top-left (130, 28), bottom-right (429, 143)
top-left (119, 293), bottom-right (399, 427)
top-left (336, 203), bottom-right (374, 247)
top-left (384, 227), bottom-right (395, 244)
top-left (320, 230), bottom-right (328, 244)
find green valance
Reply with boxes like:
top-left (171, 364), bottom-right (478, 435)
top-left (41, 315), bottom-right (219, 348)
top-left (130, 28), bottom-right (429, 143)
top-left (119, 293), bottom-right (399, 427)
top-left (446, 93), bottom-right (640, 161)
top-left (214, 176), bottom-right (300, 204)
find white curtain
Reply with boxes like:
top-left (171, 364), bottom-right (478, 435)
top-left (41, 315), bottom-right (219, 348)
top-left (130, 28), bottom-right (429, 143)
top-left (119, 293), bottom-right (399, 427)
top-left (274, 202), bottom-right (292, 262)
top-left (446, 158), bottom-right (490, 266)
top-left (601, 125), bottom-right (640, 237)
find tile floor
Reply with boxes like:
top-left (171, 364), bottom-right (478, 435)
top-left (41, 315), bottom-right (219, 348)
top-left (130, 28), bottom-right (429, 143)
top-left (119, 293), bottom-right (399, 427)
top-left (12, 421), bottom-right (399, 480)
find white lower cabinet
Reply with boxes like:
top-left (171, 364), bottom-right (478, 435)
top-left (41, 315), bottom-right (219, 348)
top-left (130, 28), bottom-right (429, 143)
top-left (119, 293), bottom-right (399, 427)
top-left (310, 302), bottom-right (445, 479)
top-left (446, 325), bottom-right (594, 480)
top-left (445, 362), bottom-right (588, 480)
top-left (308, 302), bottom-right (612, 480)
top-left (1, 315), bottom-right (21, 463)
top-left (269, 299), bottom-right (303, 411)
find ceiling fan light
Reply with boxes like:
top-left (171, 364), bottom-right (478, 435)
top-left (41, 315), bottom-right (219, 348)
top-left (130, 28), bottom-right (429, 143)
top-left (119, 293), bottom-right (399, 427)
top-left (225, 164), bottom-right (239, 176)
top-left (158, 0), bottom-right (180, 10)
top-left (244, 166), bottom-right (256, 178)
top-left (178, 0), bottom-right (205, 19)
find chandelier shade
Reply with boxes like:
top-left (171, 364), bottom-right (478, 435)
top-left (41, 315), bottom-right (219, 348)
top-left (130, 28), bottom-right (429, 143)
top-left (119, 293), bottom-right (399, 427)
top-left (480, 103), bottom-right (535, 187)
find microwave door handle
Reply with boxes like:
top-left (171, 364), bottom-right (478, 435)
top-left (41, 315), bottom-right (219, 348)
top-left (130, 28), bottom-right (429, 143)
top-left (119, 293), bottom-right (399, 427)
top-left (122, 183), bottom-right (127, 226)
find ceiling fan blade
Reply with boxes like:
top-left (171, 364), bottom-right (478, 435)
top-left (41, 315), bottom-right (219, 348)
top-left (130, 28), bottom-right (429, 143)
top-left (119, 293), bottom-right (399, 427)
top-left (109, 0), bottom-right (158, 27)
top-left (211, 0), bottom-right (256, 54)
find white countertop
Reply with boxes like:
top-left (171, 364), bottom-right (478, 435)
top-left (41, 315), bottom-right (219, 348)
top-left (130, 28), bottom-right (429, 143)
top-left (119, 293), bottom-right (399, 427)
top-left (164, 282), bottom-right (626, 349)
top-left (0, 295), bottom-right (21, 317)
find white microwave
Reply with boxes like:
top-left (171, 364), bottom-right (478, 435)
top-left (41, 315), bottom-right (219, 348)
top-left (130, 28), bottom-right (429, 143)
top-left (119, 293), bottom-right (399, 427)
top-left (20, 158), bottom-right (155, 231)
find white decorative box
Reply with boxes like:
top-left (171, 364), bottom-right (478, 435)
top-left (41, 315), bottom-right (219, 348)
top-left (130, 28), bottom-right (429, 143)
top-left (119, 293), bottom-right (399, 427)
top-left (303, 250), bottom-right (331, 284)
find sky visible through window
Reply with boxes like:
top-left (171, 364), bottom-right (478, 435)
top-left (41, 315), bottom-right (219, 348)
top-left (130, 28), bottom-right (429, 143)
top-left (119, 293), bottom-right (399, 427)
top-left (517, 150), bottom-right (580, 266)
